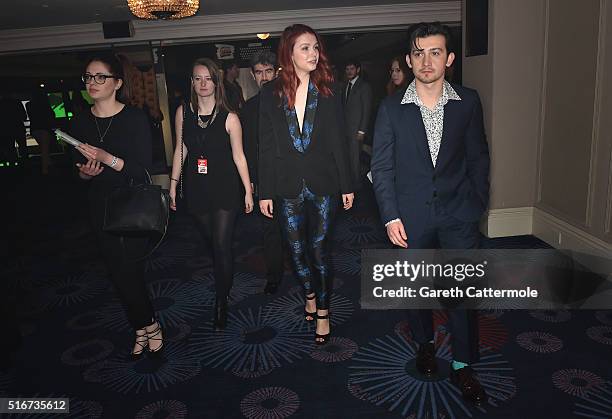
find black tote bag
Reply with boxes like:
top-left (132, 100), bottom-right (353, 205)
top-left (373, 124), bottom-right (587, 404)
top-left (103, 170), bottom-right (170, 258)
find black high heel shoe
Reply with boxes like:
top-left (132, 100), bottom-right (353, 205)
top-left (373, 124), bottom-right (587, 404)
top-left (315, 312), bottom-right (331, 345)
top-left (146, 321), bottom-right (164, 357)
top-left (130, 329), bottom-right (148, 361)
top-left (213, 297), bottom-right (228, 330)
top-left (304, 293), bottom-right (316, 322)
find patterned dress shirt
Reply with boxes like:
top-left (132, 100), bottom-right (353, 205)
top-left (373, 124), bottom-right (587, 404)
top-left (400, 79), bottom-right (461, 167)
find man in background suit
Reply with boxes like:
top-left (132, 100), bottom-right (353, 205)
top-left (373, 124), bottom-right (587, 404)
top-left (371, 22), bottom-right (490, 404)
top-left (223, 60), bottom-right (245, 112)
top-left (241, 51), bottom-right (284, 294)
top-left (343, 60), bottom-right (372, 191)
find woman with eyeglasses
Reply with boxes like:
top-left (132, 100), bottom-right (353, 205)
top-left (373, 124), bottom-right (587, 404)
top-left (386, 55), bottom-right (412, 96)
top-left (169, 58), bottom-right (253, 330)
top-left (69, 54), bottom-right (163, 360)
top-left (258, 24), bottom-right (353, 345)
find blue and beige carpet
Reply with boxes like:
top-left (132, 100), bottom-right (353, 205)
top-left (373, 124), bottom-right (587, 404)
top-left (2, 168), bottom-right (611, 419)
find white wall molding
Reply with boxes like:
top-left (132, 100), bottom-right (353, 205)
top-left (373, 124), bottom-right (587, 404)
top-left (482, 207), bottom-right (534, 238)
top-left (0, 2), bottom-right (460, 54)
top-left (482, 205), bottom-right (611, 261)
top-left (533, 207), bottom-right (612, 257)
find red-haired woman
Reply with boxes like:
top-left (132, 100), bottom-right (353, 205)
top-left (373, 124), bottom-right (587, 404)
top-left (258, 24), bottom-right (354, 345)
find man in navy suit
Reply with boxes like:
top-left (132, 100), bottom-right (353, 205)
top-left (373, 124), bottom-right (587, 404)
top-left (372, 22), bottom-right (490, 404)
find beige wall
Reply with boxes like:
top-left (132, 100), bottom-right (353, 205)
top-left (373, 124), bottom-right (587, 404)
top-left (600, 1), bottom-right (612, 243)
top-left (464, 0), bottom-right (612, 250)
top-left (538, 0), bottom-right (600, 225)
top-left (537, 0), bottom-right (612, 246)
top-left (463, 0), bottom-right (544, 211)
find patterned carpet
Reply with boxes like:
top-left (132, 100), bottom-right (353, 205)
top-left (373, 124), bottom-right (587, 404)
top-left (2, 166), bottom-right (611, 419)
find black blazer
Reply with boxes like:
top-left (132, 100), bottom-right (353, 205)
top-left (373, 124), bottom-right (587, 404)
top-left (258, 80), bottom-right (352, 200)
top-left (241, 92), bottom-right (259, 184)
top-left (371, 83), bottom-right (490, 239)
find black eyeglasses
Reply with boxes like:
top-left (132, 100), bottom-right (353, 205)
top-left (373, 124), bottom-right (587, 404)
top-left (82, 73), bottom-right (117, 84)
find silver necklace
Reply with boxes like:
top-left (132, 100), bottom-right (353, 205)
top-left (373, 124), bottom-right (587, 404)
top-left (94, 115), bottom-right (114, 143)
top-left (197, 103), bottom-right (218, 129)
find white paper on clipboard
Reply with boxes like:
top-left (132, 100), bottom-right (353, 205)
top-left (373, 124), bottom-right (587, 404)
top-left (55, 129), bottom-right (83, 147)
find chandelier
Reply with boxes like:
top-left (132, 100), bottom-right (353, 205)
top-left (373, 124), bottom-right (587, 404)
top-left (127, 0), bottom-right (199, 20)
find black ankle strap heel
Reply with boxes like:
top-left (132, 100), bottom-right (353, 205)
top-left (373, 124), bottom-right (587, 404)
top-left (315, 312), bottom-right (331, 345)
top-left (146, 321), bottom-right (164, 356)
top-left (304, 294), bottom-right (316, 322)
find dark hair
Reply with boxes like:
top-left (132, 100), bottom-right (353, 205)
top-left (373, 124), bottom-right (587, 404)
top-left (189, 57), bottom-right (231, 113)
top-left (221, 60), bottom-right (238, 72)
top-left (83, 53), bottom-right (131, 103)
top-left (345, 60), bottom-right (361, 69)
top-left (407, 22), bottom-right (454, 54)
top-left (275, 24), bottom-right (334, 109)
top-left (250, 50), bottom-right (277, 71)
top-left (386, 55), bottom-right (412, 96)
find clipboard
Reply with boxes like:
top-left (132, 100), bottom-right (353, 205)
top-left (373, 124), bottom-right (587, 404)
top-left (55, 129), bottom-right (83, 147)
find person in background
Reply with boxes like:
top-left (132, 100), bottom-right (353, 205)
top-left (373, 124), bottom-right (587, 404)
top-left (70, 90), bottom-right (91, 117)
top-left (26, 90), bottom-right (56, 175)
top-left (169, 58), bottom-right (253, 330)
top-left (386, 55), bottom-right (412, 96)
top-left (258, 24), bottom-right (354, 345)
top-left (342, 60), bottom-right (372, 191)
top-left (241, 50), bottom-right (284, 295)
top-left (222, 60), bottom-right (245, 112)
top-left (0, 93), bottom-right (27, 162)
top-left (69, 53), bottom-right (163, 360)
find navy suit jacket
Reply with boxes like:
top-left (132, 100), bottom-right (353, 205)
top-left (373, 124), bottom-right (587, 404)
top-left (371, 83), bottom-right (490, 239)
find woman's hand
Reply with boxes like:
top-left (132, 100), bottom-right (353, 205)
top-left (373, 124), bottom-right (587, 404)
top-left (245, 192), bottom-right (254, 214)
top-left (76, 159), bottom-right (104, 178)
top-left (342, 193), bottom-right (354, 210)
top-left (169, 187), bottom-right (177, 211)
top-left (77, 143), bottom-right (113, 166)
top-left (259, 199), bottom-right (274, 218)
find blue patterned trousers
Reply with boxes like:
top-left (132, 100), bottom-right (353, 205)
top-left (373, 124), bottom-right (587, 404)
top-left (277, 184), bottom-right (337, 309)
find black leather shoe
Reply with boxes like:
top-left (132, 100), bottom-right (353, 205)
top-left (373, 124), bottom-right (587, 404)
top-left (213, 298), bottom-right (228, 330)
top-left (450, 366), bottom-right (487, 405)
top-left (263, 277), bottom-right (280, 295)
top-left (415, 342), bottom-right (438, 376)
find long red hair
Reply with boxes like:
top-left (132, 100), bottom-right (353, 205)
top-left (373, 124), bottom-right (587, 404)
top-left (275, 24), bottom-right (334, 108)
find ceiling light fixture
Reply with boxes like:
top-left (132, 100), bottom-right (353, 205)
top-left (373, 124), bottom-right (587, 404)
top-left (127, 0), bottom-right (199, 20)
top-left (257, 33), bottom-right (270, 40)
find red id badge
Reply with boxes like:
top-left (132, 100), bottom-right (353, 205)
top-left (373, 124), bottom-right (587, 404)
top-left (197, 158), bottom-right (208, 174)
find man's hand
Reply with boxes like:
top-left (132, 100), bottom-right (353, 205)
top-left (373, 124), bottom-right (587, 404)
top-left (355, 132), bottom-right (365, 141)
top-left (386, 220), bottom-right (408, 248)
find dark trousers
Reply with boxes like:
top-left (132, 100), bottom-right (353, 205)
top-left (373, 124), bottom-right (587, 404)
top-left (91, 202), bottom-right (154, 330)
top-left (406, 198), bottom-right (481, 363)
top-left (257, 205), bottom-right (284, 281)
top-left (277, 185), bottom-right (337, 309)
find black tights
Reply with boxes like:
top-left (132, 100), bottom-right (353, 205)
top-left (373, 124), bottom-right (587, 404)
top-left (192, 209), bottom-right (238, 299)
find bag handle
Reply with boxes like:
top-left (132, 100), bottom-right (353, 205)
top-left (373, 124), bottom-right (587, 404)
top-left (179, 102), bottom-right (186, 199)
top-left (127, 168), bottom-right (153, 187)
